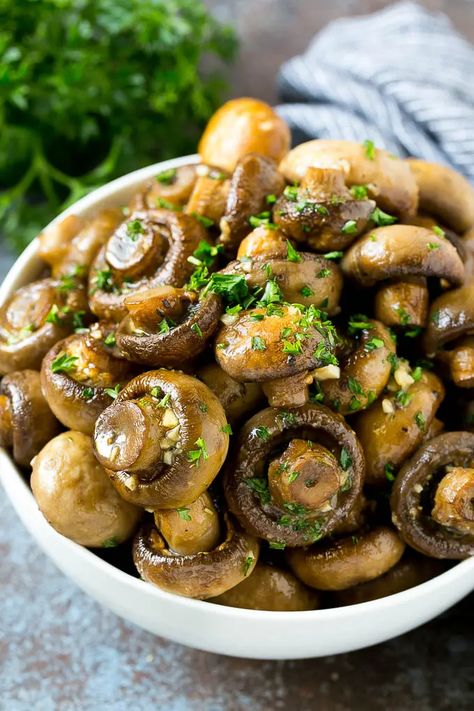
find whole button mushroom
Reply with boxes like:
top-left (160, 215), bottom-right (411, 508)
top-left (41, 323), bottom-right (133, 435)
top-left (236, 225), bottom-right (288, 260)
top-left (391, 431), bottom-right (474, 559)
top-left (94, 370), bottom-right (230, 509)
top-left (198, 98), bottom-right (291, 174)
top-left (31, 431), bottom-right (142, 548)
top-left (197, 362), bottom-right (263, 426)
top-left (130, 164), bottom-right (198, 211)
top-left (0, 370), bottom-right (60, 467)
top-left (0, 276), bottom-right (89, 375)
top-left (280, 139), bottom-right (418, 217)
top-left (224, 404), bottom-right (364, 548)
top-left (88, 209), bottom-right (209, 322)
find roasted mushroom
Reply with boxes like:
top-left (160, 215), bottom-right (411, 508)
top-left (0, 370), bottom-right (60, 466)
top-left (210, 562), bottom-right (319, 611)
top-left (287, 526), bottom-right (405, 591)
top-left (423, 285), bottom-right (474, 355)
top-left (274, 168), bottom-right (375, 251)
top-left (219, 153), bottom-right (285, 255)
top-left (153, 491), bottom-right (221, 555)
top-left (437, 337), bottom-right (474, 388)
top-left (31, 431), bottom-right (141, 547)
top-left (133, 513), bottom-right (260, 599)
top-left (236, 225), bottom-right (288, 260)
top-left (115, 286), bottom-right (222, 367)
top-left (197, 363), bottom-right (263, 426)
top-left (130, 164), bottom-right (198, 210)
top-left (41, 324), bottom-right (133, 435)
top-left (215, 303), bottom-right (338, 407)
top-left (374, 277), bottom-right (429, 329)
top-left (224, 404), bottom-right (364, 547)
top-left (354, 368), bottom-right (445, 485)
top-left (94, 370), bottom-right (229, 508)
top-left (0, 276), bottom-right (88, 374)
top-left (88, 209), bottom-right (208, 321)
top-left (38, 209), bottom-right (123, 278)
top-left (319, 318), bottom-right (395, 415)
top-left (280, 139), bottom-right (418, 217)
top-left (185, 167), bottom-right (231, 226)
top-left (198, 98), bottom-right (290, 174)
top-left (407, 159), bottom-right (474, 233)
top-left (391, 432), bottom-right (474, 559)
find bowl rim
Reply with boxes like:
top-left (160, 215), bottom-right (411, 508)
top-left (1, 153), bottom-right (473, 623)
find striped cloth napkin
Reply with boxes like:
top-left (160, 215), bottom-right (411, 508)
top-left (276, 1), bottom-right (474, 182)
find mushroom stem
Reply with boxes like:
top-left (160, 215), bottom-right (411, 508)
top-left (445, 338), bottom-right (474, 388)
top-left (0, 394), bottom-right (13, 448)
top-left (153, 491), bottom-right (221, 555)
top-left (432, 467), bottom-right (474, 536)
top-left (262, 371), bottom-right (313, 408)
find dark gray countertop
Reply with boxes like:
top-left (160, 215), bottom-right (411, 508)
top-left (1, 1), bottom-right (474, 708)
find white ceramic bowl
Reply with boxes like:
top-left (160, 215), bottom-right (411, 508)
top-left (1, 155), bottom-right (473, 660)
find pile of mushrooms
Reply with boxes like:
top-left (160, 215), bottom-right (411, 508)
top-left (2, 97), bottom-right (474, 611)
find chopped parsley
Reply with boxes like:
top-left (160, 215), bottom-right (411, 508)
top-left (288, 471), bottom-right (299, 484)
top-left (340, 447), bottom-right (352, 471)
top-left (348, 314), bottom-right (372, 333)
top-left (393, 306), bottom-right (411, 326)
top-left (365, 337), bottom-right (384, 351)
top-left (427, 242), bottom-right (440, 251)
top-left (102, 537), bottom-right (119, 548)
top-left (286, 240), bottom-right (301, 263)
top-left (324, 251), bottom-right (343, 260)
top-left (187, 437), bottom-right (208, 466)
top-left (156, 197), bottom-right (182, 211)
top-left (350, 184), bottom-right (369, 200)
top-left (283, 185), bottom-right (299, 201)
top-left (176, 507), bottom-right (191, 521)
top-left (432, 225), bottom-right (445, 238)
top-left (300, 285), bottom-right (314, 298)
top-left (243, 556), bottom-right (254, 576)
top-left (370, 207), bottom-right (397, 226)
top-left (51, 352), bottom-right (78, 374)
top-left (404, 327), bottom-right (422, 338)
top-left (191, 212), bottom-right (214, 228)
top-left (411, 366), bottom-right (423, 382)
top-left (316, 268), bottom-right (331, 279)
top-left (198, 401), bottom-right (208, 413)
top-left (363, 139), bottom-right (376, 160)
top-left (82, 387), bottom-right (95, 400)
top-left (104, 383), bottom-right (121, 399)
top-left (221, 424), bottom-right (233, 435)
top-left (245, 477), bottom-right (270, 505)
top-left (385, 463), bottom-right (396, 482)
top-left (269, 541), bottom-right (286, 550)
top-left (348, 376), bottom-right (365, 396)
top-left (126, 219), bottom-right (144, 240)
top-left (249, 211), bottom-right (277, 229)
top-left (255, 426), bottom-right (271, 441)
top-left (191, 323), bottom-right (203, 338)
top-left (156, 168), bottom-right (177, 185)
top-left (251, 336), bottom-right (266, 351)
top-left (395, 389), bottom-right (412, 408)
top-left (266, 193), bottom-right (277, 204)
top-left (414, 411), bottom-right (426, 430)
top-left (104, 332), bottom-right (116, 347)
top-left (341, 219), bottom-right (358, 235)
top-left (188, 240), bottom-right (223, 267)
top-left (95, 269), bottom-right (114, 292)
top-left (282, 339), bottom-right (303, 356)
top-left (157, 318), bottom-right (173, 334)
top-left (57, 274), bottom-right (77, 292)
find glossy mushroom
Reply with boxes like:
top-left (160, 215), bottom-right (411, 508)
top-left (131, 164), bottom-right (198, 210)
top-left (0, 276), bottom-right (89, 374)
top-left (287, 526), bottom-right (405, 591)
top-left (185, 167), bottom-right (231, 225)
top-left (274, 168), bottom-right (375, 251)
top-left (319, 319), bottom-right (395, 415)
top-left (115, 286), bottom-right (222, 367)
top-left (374, 277), bottom-right (429, 329)
top-left (280, 139), bottom-right (418, 217)
top-left (354, 369), bottom-right (445, 485)
top-left (407, 159), bottom-right (474, 233)
top-left (198, 98), bottom-right (291, 173)
top-left (88, 209), bottom-right (208, 321)
top-left (219, 153), bottom-right (285, 255)
top-left (391, 431), bottom-right (474, 558)
top-left (153, 491), bottom-right (221, 555)
top-left (224, 404), bottom-right (364, 547)
top-left (210, 562), bottom-right (319, 611)
top-left (197, 362), bottom-right (263, 426)
top-left (215, 303), bottom-right (338, 407)
top-left (423, 285), bottom-right (474, 356)
top-left (0, 370), bottom-right (60, 467)
top-left (41, 324), bottom-right (133, 435)
top-left (94, 370), bottom-right (229, 509)
top-left (31, 431), bottom-right (142, 547)
top-left (437, 336), bottom-right (474, 388)
top-left (133, 513), bottom-right (260, 599)
top-left (237, 225), bottom-right (288, 260)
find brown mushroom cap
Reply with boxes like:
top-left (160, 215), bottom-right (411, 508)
top-left (131, 164), bottom-right (198, 210)
top-left (0, 277), bottom-right (89, 375)
top-left (133, 513), bottom-right (260, 599)
top-left (280, 139), bottom-right (418, 216)
top-left (391, 431), bottom-right (474, 559)
top-left (31, 431), bottom-right (142, 547)
top-left (210, 562), bottom-right (319, 611)
top-left (287, 526), bottom-right (405, 591)
top-left (94, 370), bottom-right (229, 509)
top-left (320, 319), bottom-right (395, 415)
top-left (198, 98), bottom-right (290, 173)
top-left (116, 287), bottom-right (222, 367)
top-left (423, 285), bottom-right (474, 355)
top-left (38, 214), bottom-right (85, 271)
top-left (407, 159), bottom-right (474, 233)
top-left (374, 277), bottom-right (429, 328)
top-left (354, 370), bottom-right (445, 485)
top-left (153, 491), bottom-right (221, 555)
top-left (237, 226), bottom-right (288, 260)
top-left (224, 404), bottom-right (365, 547)
top-left (0, 370), bottom-right (60, 467)
top-left (88, 209), bottom-right (208, 321)
top-left (341, 225), bottom-right (465, 288)
top-left (197, 362), bottom-right (263, 425)
top-left (41, 327), bottom-right (132, 435)
top-left (219, 153), bottom-right (285, 255)
top-left (185, 169), bottom-right (231, 225)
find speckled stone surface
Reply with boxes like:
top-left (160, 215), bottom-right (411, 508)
top-left (1, 1), bottom-right (474, 708)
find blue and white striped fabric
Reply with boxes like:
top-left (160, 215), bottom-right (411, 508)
top-left (276, 1), bottom-right (474, 182)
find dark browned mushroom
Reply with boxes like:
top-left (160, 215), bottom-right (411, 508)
top-left (287, 526), bottom-right (405, 591)
top-left (0, 276), bottom-right (89, 375)
top-left (280, 139), bottom-right (418, 217)
top-left (88, 209), bottom-right (208, 321)
top-left (94, 370), bottom-right (229, 509)
top-left (198, 98), bottom-right (290, 173)
top-left (133, 513), bottom-right (260, 599)
top-left (0, 370), bottom-right (60, 466)
top-left (274, 168), bottom-right (375, 251)
top-left (374, 277), bottom-right (429, 329)
top-left (219, 153), bottom-right (285, 255)
top-left (406, 159), bottom-right (474, 233)
top-left (153, 491), bottom-right (221, 555)
top-left (391, 431), bottom-right (474, 558)
top-left (41, 324), bottom-right (133, 435)
top-left (224, 404), bottom-right (364, 547)
top-left (423, 285), bottom-right (474, 356)
top-left (197, 362), bottom-right (264, 426)
top-left (130, 164), bottom-right (198, 210)
top-left (115, 286), bottom-right (222, 367)
top-left (215, 304), bottom-right (338, 407)
top-left (354, 369), bottom-right (445, 485)
top-left (210, 562), bottom-right (319, 610)
top-left (319, 318), bottom-right (395, 415)
top-left (31, 431), bottom-right (141, 547)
